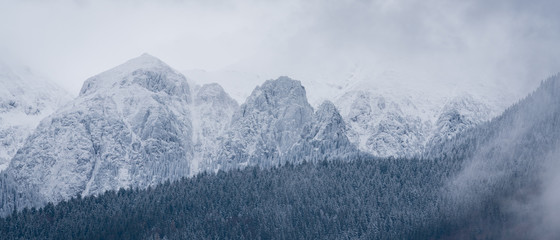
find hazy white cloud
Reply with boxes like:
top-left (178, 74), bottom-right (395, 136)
top-left (1, 0), bottom-right (559, 97)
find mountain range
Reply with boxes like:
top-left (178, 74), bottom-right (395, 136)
top-left (0, 54), bottom-right (531, 218)
top-left (1, 65), bottom-right (559, 239)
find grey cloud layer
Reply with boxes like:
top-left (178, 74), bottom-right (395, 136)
top-left (0, 0), bottom-right (559, 96)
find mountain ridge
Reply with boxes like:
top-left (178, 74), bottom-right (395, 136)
top-left (0, 56), bottom-right (357, 215)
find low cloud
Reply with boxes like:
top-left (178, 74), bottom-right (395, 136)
top-left (0, 0), bottom-right (559, 99)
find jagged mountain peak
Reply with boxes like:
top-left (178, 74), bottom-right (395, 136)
top-left (246, 76), bottom-right (309, 108)
top-left (216, 76), bottom-right (316, 169)
top-left (191, 83), bottom-right (238, 175)
top-left (307, 100), bottom-right (348, 142)
top-left (197, 83), bottom-right (225, 96)
top-left (317, 100), bottom-right (336, 111)
top-left (79, 54), bottom-right (190, 99)
top-left (110, 53), bottom-right (171, 73)
top-left (195, 83), bottom-right (238, 107)
top-left (315, 100), bottom-right (342, 122)
top-left (4, 54), bottom-right (196, 208)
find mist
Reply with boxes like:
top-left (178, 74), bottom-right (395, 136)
top-left (436, 76), bottom-right (560, 239)
top-left (1, 0), bottom-right (560, 100)
top-left (512, 147), bottom-right (560, 239)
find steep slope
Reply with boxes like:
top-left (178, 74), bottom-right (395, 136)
top-left (216, 77), bottom-right (356, 170)
top-left (5, 54), bottom-right (194, 208)
top-left (0, 63), bottom-right (71, 171)
top-left (191, 83), bottom-right (238, 174)
top-left (217, 77), bottom-right (315, 169)
top-left (423, 74), bottom-right (560, 239)
top-left (184, 68), bottom-right (511, 160)
top-left (285, 100), bottom-right (358, 164)
top-left (336, 89), bottom-right (494, 158)
top-left (336, 90), bottom-right (430, 158)
top-left (426, 94), bottom-right (492, 150)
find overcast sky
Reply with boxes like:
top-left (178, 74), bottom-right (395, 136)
top-left (1, 0), bottom-right (560, 98)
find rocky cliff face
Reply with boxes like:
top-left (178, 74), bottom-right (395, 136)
top-left (215, 77), bottom-right (357, 170)
top-left (336, 90), bottom-right (430, 158)
top-left (6, 54), bottom-right (194, 206)
top-left (191, 83), bottom-right (238, 174)
top-left (216, 77), bottom-right (315, 169)
top-left (336, 90), bottom-right (493, 158)
top-left (286, 100), bottom-right (358, 164)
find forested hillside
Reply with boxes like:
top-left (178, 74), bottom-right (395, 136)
top-left (0, 156), bottom-right (467, 240)
top-left (424, 74), bottom-right (560, 239)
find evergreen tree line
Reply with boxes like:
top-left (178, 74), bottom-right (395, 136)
top-left (0, 154), bottom-right (474, 240)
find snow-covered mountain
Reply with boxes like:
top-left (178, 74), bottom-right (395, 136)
top-left (336, 89), bottom-right (494, 158)
top-left (185, 68), bottom-right (515, 159)
top-left (215, 77), bottom-right (357, 171)
top-left (190, 83), bottom-right (238, 174)
top-left (6, 54), bottom-right (195, 205)
top-left (0, 63), bottom-right (72, 171)
top-left (0, 52), bottom-right (525, 218)
top-left (426, 94), bottom-right (492, 150)
top-left (287, 100), bottom-right (357, 163)
top-left (329, 68), bottom-right (517, 158)
top-left (0, 56), bottom-right (356, 215)
top-left (336, 90), bottom-right (431, 158)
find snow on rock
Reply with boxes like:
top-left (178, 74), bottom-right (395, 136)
top-left (5, 54), bottom-right (194, 206)
top-left (0, 62), bottom-right (72, 171)
top-left (336, 90), bottom-right (432, 158)
top-left (0, 53), bottom-right (513, 215)
top-left (427, 94), bottom-right (492, 149)
top-left (335, 81), bottom-right (499, 158)
top-left (185, 67), bottom-right (511, 159)
top-left (216, 76), bottom-right (315, 169)
top-left (286, 100), bottom-right (358, 164)
top-left (191, 83), bottom-right (238, 175)
top-left (215, 77), bottom-right (358, 170)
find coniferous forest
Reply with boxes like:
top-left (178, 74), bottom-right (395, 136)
top-left (0, 154), bottom-right (525, 240)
